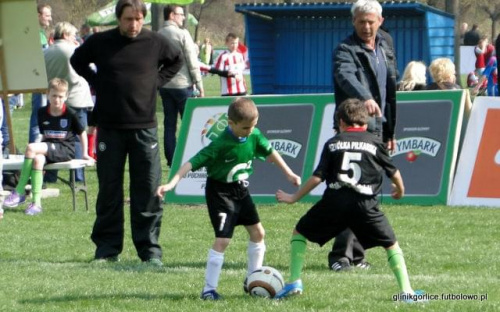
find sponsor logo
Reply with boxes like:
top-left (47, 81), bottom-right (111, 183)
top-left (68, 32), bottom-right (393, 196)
top-left (226, 161), bottom-right (252, 182)
top-left (99, 142), bottom-right (106, 152)
top-left (267, 129), bottom-right (292, 134)
top-left (393, 137), bottom-right (441, 162)
top-left (269, 139), bottom-right (302, 158)
top-left (151, 143), bottom-right (158, 149)
top-left (201, 112), bottom-right (228, 146)
top-left (60, 119), bottom-right (68, 128)
top-left (44, 130), bottom-right (66, 139)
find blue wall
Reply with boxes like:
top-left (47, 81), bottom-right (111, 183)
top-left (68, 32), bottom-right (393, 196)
top-left (236, 2), bottom-right (454, 95)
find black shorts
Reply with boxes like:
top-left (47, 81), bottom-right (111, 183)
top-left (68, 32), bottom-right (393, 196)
top-left (45, 141), bottom-right (75, 163)
top-left (205, 177), bottom-right (260, 238)
top-left (296, 188), bottom-right (396, 249)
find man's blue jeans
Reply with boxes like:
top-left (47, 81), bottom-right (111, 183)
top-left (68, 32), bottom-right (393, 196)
top-left (158, 87), bottom-right (191, 167)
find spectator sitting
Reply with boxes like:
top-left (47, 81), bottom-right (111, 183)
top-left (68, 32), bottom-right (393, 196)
top-left (427, 58), bottom-right (473, 123)
top-left (3, 78), bottom-right (92, 216)
top-left (426, 58), bottom-right (461, 90)
top-left (397, 61), bottom-right (427, 91)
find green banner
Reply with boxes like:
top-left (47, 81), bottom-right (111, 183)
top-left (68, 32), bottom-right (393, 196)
top-left (166, 91), bottom-right (465, 205)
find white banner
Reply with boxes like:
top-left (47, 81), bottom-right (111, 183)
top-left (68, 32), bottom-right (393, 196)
top-left (450, 97), bottom-right (500, 207)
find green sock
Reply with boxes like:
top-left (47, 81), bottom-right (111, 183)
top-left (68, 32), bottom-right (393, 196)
top-left (30, 169), bottom-right (43, 206)
top-left (15, 158), bottom-right (34, 194)
top-left (387, 247), bottom-right (413, 293)
top-left (289, 233), bottom-right (307, 282)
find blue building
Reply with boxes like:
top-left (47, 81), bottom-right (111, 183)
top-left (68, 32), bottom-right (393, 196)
top-left (235, 1), bottom-right (454, 95)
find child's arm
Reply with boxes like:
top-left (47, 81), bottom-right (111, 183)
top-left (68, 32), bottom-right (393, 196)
top-left (267, 150), bottom-right (301, 186)
top-left (276, 175), bottom-right (322, 204)
top-left (390, 169), bottom-right (405, 199)
top-left (156, 162), bottom-right (193, 197)
top-left (77, 131), bottom-right (93, 161)
top-left (207, 67), bottom-right (233, 77)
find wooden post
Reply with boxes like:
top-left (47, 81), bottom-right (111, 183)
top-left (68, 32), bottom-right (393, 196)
top-left (0, 40), bottom-right (16, 152)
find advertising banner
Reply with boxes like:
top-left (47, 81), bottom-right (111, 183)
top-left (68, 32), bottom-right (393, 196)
top-left (167, 91), bottom-right (464, 205)
top-left (381, 91), bottom-right (465, 205)
top-left (450, 97), bottom-right (500, 207)
top-left (167, 95), bottom-right (330, 204)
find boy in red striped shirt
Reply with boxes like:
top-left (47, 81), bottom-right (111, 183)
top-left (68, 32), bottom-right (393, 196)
top-left (211, 33), bottom-right (247, 96)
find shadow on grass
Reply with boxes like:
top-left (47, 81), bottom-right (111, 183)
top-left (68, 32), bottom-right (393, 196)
top-left (103, 260), bottom-right (252, 273)
top-left (18, 292), bottom-right (198, 304)
top-left (19, 292), bottom-right (252, 304)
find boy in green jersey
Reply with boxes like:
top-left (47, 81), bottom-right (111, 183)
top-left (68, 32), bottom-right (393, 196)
top-left (157, 97), bottom-right (301, 300)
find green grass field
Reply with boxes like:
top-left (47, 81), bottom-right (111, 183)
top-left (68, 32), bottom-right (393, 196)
top-left (0, 75), bottom-right (498, 311)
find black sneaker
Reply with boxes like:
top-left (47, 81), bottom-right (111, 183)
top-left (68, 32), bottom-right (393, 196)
top-left (330, 260), bottom-right (351, 272)
top-left (354, 260), bottom-right (371, 270)
top-left (201, 289), bottom-right (222, 300)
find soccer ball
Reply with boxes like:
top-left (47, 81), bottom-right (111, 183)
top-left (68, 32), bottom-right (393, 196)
top-left (246, 266), bottom-right (285, 298)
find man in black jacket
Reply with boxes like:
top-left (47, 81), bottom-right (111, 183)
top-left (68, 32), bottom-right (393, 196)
top-left (71, 0), bottom-right (182, 265)
top-left (329, 0), bottom-right (398, 272)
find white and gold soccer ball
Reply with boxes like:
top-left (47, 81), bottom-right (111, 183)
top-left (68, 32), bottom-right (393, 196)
top-left (245, 266), bottom-right (285, 298)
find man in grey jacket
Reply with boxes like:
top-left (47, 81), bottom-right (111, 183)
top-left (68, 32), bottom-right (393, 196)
top-left (158, 5), bottom-right (204, 167)
top-left (329, 0), bottom-right (398, 272)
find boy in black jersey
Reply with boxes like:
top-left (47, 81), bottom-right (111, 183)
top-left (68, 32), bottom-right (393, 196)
top-left (4, 78), bottom-right (92, 215)
top-left (157, 97), bottom-right (301, 300)
top-left (274, 99), bottom-right (425, 302)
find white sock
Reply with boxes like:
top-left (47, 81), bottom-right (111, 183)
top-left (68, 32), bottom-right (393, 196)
top-left (247, 241), bottom-right (266, 276)
top-left (203, 249), bottom-right (224, 293)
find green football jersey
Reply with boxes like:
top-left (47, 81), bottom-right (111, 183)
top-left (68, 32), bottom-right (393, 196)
top-left (190, 127), bottom-right (273, 183)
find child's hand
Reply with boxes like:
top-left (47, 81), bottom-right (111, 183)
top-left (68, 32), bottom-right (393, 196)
top-left (276, 189), bottom-right (296, 204)
top-left (288, 173), bottom-right (301, 186)
top-left (82, 154), bottom-right (95, 165)
top-left (156, 184), bottom-right (173, 197)
top-left (391, 183), bottom-right (404, 199)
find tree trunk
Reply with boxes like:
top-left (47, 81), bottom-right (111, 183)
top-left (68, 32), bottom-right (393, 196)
top-left (151, 4), bottom-right (164, 32)
top-left (446, 0), bottom-right (461, 86)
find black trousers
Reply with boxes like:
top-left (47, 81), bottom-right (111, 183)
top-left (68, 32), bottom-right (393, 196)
top-left (328, 228), bottom-right (366, 266)
top-left (91, 128), bottom-right (163, 261)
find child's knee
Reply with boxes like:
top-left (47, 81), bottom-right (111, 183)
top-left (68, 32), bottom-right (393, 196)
top-left (385, 241), bottom-right (400, 250)
top-left (33, 155), bottom-right (46, 168)
top-left (247, 223), bottom-right (265, 242)
top-left (213, 237), bottom-right (231, 252)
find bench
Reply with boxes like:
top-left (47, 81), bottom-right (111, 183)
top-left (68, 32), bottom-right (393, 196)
top-left (2, 156), bottom-right (95, 211)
